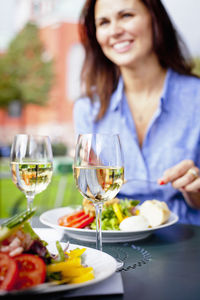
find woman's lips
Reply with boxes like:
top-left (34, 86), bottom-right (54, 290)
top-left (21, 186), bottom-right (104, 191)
top-left (112, 40), bottom-right (133, 53)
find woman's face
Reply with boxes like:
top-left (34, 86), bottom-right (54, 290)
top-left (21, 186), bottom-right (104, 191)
top-left (94, 0), bottom-right (154, 69)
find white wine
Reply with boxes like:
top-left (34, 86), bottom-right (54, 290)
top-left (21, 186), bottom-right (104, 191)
top-left (73, 166), bottom-right (124, 203)
top-left (11, 162), bottom-right (53, 196)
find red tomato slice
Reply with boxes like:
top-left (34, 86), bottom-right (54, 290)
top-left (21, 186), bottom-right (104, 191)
top-left (14, 254), bottom-right (46, 290)
top-left (0, 252), bottom-right (18, 291)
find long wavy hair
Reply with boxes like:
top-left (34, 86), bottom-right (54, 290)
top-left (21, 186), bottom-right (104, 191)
top-left (79, 0), bottom-right (194, 120)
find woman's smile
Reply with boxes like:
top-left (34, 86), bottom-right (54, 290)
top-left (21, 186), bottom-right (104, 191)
top-left (112, 40), bottom-right (134, 53)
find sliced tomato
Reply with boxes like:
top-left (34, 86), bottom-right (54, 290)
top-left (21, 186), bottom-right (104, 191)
top-left (0, 252), bottom-right (18, 291)
top-left (14, 254), bottom-right (46, 290)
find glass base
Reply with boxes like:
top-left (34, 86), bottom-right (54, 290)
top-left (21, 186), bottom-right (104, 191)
top-left (116, 258), bottom-right (124, 271)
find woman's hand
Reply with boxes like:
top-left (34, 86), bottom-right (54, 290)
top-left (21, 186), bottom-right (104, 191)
top-left (158, 160), bottom-right (200, 209)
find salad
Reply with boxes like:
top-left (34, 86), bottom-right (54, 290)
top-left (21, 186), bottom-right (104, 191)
top-left (0, 208), bottom-right (94, 292)
top-left (58, 198), bottom-right (140, 231)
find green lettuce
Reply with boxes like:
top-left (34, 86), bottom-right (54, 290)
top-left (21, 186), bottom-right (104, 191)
top-left (90, 199), bottom-right (140, 231)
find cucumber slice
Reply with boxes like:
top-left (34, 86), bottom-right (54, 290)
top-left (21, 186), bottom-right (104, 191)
top-left (0, 208), bottom-right (36, 242)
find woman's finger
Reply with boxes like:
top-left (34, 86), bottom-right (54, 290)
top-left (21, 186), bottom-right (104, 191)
top-left (158, 159), bottom-right (194, 184)
top-left (183, 177), bottom-right (200, 193)
top-left (171, 166), bottom-right (199, 189)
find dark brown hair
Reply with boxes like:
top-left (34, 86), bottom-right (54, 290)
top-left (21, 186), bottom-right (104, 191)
top-left (79, 0), bottom-right (194, 120)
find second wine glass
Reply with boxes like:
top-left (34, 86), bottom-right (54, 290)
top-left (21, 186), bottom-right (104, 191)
top-left (73, 133), bottom-right (124, 251)
top-left (10, 134), bottom-right (53, 212)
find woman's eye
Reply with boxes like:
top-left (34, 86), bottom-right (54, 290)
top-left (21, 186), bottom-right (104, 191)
top-left (100, 20), bottom-right (109, 26)
top-left (122, 13), bottom-right (133, 18)
top-left (96, 19), bottom-right (109, 27)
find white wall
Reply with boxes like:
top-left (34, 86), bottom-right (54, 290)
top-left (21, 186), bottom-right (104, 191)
top-left (162, 0), bottom-right (200, 57)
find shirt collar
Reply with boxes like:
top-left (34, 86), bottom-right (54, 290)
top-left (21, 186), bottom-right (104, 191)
top-left (160, 68), bottom-right (173, 113)
top-left (109, 76), bottom-right (124, 112)
top-left (109, 68), bottom-right (172, 112)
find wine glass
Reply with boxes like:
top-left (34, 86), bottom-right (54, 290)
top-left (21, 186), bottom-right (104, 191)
top-left (73, 133), bottom-right (124, 252)
top-left (10, 134), bottom-right (53, 212)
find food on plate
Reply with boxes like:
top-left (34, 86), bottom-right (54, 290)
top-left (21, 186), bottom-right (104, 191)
top-left (119, 215), bottom-right (150, 231)
top-left (0, 208), bottom-right (94, 292)
top-left (139, 199), bottom-right (171, 227)
top-left (58, 199), bottom-right (171, 232)
top-left (46, 248), bottom-right (94, 284)
top-left (0, 253), bottom-right (18, 291)
top-left (58, 198), bottom-right (140, 231)
top-left (82, 197), bottom-right (120, 217)
top-left (58, 209), bottom-right (95, 229)
top-left (14, 253), bottom-right (46, 290)
top-left (119, 199), bottom-right (171, 231)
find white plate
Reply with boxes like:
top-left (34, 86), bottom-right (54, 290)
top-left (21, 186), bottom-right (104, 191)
top-left (39, 206), bottom-right (179, 243)
top-left (33, 228), bottom-right (64, 243)
top-left (0, 242), bottom-right (117, 296)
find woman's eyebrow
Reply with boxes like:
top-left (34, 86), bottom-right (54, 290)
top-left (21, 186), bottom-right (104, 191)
top-left (95, 8), bottom-right (137, 21)
top-left (118, 8), bottom-right (137, 14)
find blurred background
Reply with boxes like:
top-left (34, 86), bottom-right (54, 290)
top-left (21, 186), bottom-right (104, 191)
top-left (0, 0), bottom-right (200, 218)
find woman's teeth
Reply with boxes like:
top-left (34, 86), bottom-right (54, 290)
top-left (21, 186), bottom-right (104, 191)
top-left (113, 41), bottom-right (131, 50)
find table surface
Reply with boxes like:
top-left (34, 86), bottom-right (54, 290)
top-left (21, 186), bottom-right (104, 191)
top-left (1, 219), bottom-right (200, 300)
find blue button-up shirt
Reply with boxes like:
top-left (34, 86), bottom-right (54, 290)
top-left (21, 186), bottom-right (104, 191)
top-left (73, 69), bottom-right (200, 225)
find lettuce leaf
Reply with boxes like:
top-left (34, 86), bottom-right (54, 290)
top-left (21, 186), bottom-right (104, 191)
top-left (90, 198), bottom-right (139, 231)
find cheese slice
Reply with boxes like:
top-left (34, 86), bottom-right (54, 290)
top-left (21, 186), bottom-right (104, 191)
top-left (119, 215), bottom-right (150, 231)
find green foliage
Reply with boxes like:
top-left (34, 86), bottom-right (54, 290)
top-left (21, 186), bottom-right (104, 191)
top-left (0, 22), bottom-right (55, 108)
top-left (0, 174), bottom-right (82, 218)
top-left (0, 56), bottom-right (20, 106)
top-left (192, 57), bottom-right (200, 77)
top-left (52, 143), bottom-right (68, 157)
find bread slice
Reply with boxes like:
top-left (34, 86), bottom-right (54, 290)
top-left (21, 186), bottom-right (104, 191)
top-left (139, 200), bottom-right (170, 227)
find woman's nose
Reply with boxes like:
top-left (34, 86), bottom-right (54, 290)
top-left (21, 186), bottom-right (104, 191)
top-left (109, 21), bottom-right (124, 36)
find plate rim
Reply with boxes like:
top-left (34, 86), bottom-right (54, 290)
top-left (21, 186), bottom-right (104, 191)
top-left (0, 242), bottom-right (117, 296)
top-left (39, 205), bottom-right (179, 235)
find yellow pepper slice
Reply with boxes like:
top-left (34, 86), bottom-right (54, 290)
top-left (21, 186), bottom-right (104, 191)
top-left (47, 257), bottom-right (81, 273)
top-left (69, 269), bottom-right (94, 284)
top-left (112, 203), bottom-right (124, 223)
top-left (66, 248), bottom-right (86, 258)
top-left (135, 209), bottom-right (140, 215)
top-left (47, 247), bottom-right (94, 285)
top-left (62, 266), bottom-right (93, 277)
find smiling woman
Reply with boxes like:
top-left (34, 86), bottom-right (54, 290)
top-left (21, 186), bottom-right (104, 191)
top-left (94, 0), bottom-right (153, 69)
top-left (74, 0), bottom-right (200, 225)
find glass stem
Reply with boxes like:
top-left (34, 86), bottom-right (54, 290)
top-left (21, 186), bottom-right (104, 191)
top-left (95, 202), bottom-right (103, 251)
top-left (26, 195), bottom-right (34, 211)
top-left (26, 195), bottom-right (34, 226)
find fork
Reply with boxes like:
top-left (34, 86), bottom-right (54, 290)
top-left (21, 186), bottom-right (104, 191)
top-left (124, 178), bottom-right (158, 184)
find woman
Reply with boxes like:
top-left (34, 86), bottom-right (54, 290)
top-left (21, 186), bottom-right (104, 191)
top-left (73, 0), bottom-right (200, 224)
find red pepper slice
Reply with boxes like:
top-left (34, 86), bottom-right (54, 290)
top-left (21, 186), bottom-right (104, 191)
top-left (66, 210), bottom-right (85, 223)
top-left (72, 215), bottom-right (95, 228)
top-left (58, 210), bottom-right (95, 228)
top-left (65, 213), bottom-right (91, 227)
top-left (58, 210), bottom-right (85, 226)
